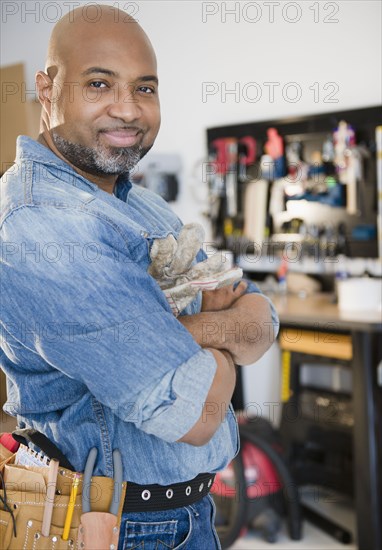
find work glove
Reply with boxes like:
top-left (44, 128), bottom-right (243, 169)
top-left (148, 223), bottom-right (243, 316)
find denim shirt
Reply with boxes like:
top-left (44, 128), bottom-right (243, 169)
top-left (0, 137), bottom-right (279, 484)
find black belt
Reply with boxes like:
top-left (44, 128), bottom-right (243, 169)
top-left (12, 430), bottom-right (215, 513)
top-left (122, 473), bottom-right (216, 512)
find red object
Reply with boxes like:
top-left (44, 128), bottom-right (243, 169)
top-left (0, 433), bottom-right (20, 453)
top-left (242, 441), bottom-right (280, 498)
top-left (277, 259), bottom-right (288, 281)
top-left (211, 138), bottom-right (229, 175)
top-left (211, 442), bottom-right (281, 500)
top-left (211, 137), bottom-right (237, 175)
top-left (265, 128), bottom-right (284, 159)
top-left (239, 136), bottom-right (257, 165)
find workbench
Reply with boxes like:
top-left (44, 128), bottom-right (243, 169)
top-left (272, 293), bottom-right (382, 550)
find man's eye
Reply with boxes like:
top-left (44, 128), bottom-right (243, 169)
top-left (89, 81), bottom-right (107, 88)
top-left (138, 86), bottom-right (155, 94)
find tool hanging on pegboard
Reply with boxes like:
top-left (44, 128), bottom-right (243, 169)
top-left (208, 135), bottom-right (257, 248)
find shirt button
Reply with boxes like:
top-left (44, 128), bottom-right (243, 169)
top-left (141, 490), bottom-right (151, 501)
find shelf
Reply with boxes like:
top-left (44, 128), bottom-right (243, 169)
top-left (237, 255), bottom-right (382, 276)
top-left (279, 328), bottom-right (352, 360)
top-left (300, 486), bottom-right (356, 543)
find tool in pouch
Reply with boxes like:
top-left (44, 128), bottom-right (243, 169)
top-left (78, 447), bottom-right (123, 550)
top-left (0, 430), bottom-right (125, 550)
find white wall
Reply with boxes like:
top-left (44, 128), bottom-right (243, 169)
top-left (1, 0), bottom-right (381, 418)
top-left (2, 0), bottom-right (381, 231)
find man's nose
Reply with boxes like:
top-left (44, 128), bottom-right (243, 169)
top-left (107, 83), bottom-right (141, 121)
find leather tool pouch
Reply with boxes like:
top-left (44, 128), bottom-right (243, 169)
top-left (0, 434), bottom-right (127, 550)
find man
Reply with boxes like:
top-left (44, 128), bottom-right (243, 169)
top-left (0, 5), bottom-right (278, 548)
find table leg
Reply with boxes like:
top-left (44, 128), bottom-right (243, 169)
top-left (352, 331), bottom-right (382, 550)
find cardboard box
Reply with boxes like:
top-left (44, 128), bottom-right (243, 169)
top-left (1, 63), bottom-right (41, 174)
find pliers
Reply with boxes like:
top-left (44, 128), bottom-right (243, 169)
top-left (82, 447), bottom-right (123, 515)
top-left (78, 448), bottom-right (124, 549)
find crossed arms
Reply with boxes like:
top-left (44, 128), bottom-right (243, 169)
top-left (177, 281), bottom-right (277, 446)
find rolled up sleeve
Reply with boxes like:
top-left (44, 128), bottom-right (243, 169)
top-left (131, 348), bottom-right (217, 442)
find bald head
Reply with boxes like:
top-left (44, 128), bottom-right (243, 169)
top-left (46, 5), bottom-right (156, 79)
top-left (36, 3), bottom-right (161, 190)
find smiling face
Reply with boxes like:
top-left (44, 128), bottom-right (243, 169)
top-left (37, 5), bottom-right (161, 186)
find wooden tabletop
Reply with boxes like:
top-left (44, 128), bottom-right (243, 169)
top-left (271, 292), bottom-right (382, 332)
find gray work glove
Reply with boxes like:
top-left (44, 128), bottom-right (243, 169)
top-left (148, 223), bottom-right (243, 316)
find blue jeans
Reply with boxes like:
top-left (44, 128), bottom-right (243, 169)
top-left (117, 494), bottom-right (221, 549)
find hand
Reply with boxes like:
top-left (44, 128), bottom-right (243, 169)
top-left (201, 281), bottom-right (248, 312)
top-left (179, 292), bottom-right (275, 366)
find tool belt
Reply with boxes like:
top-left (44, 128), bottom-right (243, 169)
top-left (1, 431), bottom-right (215, 549)
top-left (0, 434), bottom-right (126, 550)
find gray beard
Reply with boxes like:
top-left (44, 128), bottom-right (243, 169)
top-left (52, 132), bottom-right (143, 176)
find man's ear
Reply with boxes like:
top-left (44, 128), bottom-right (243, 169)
top-left (35, 71), bottom-right (54, 116)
